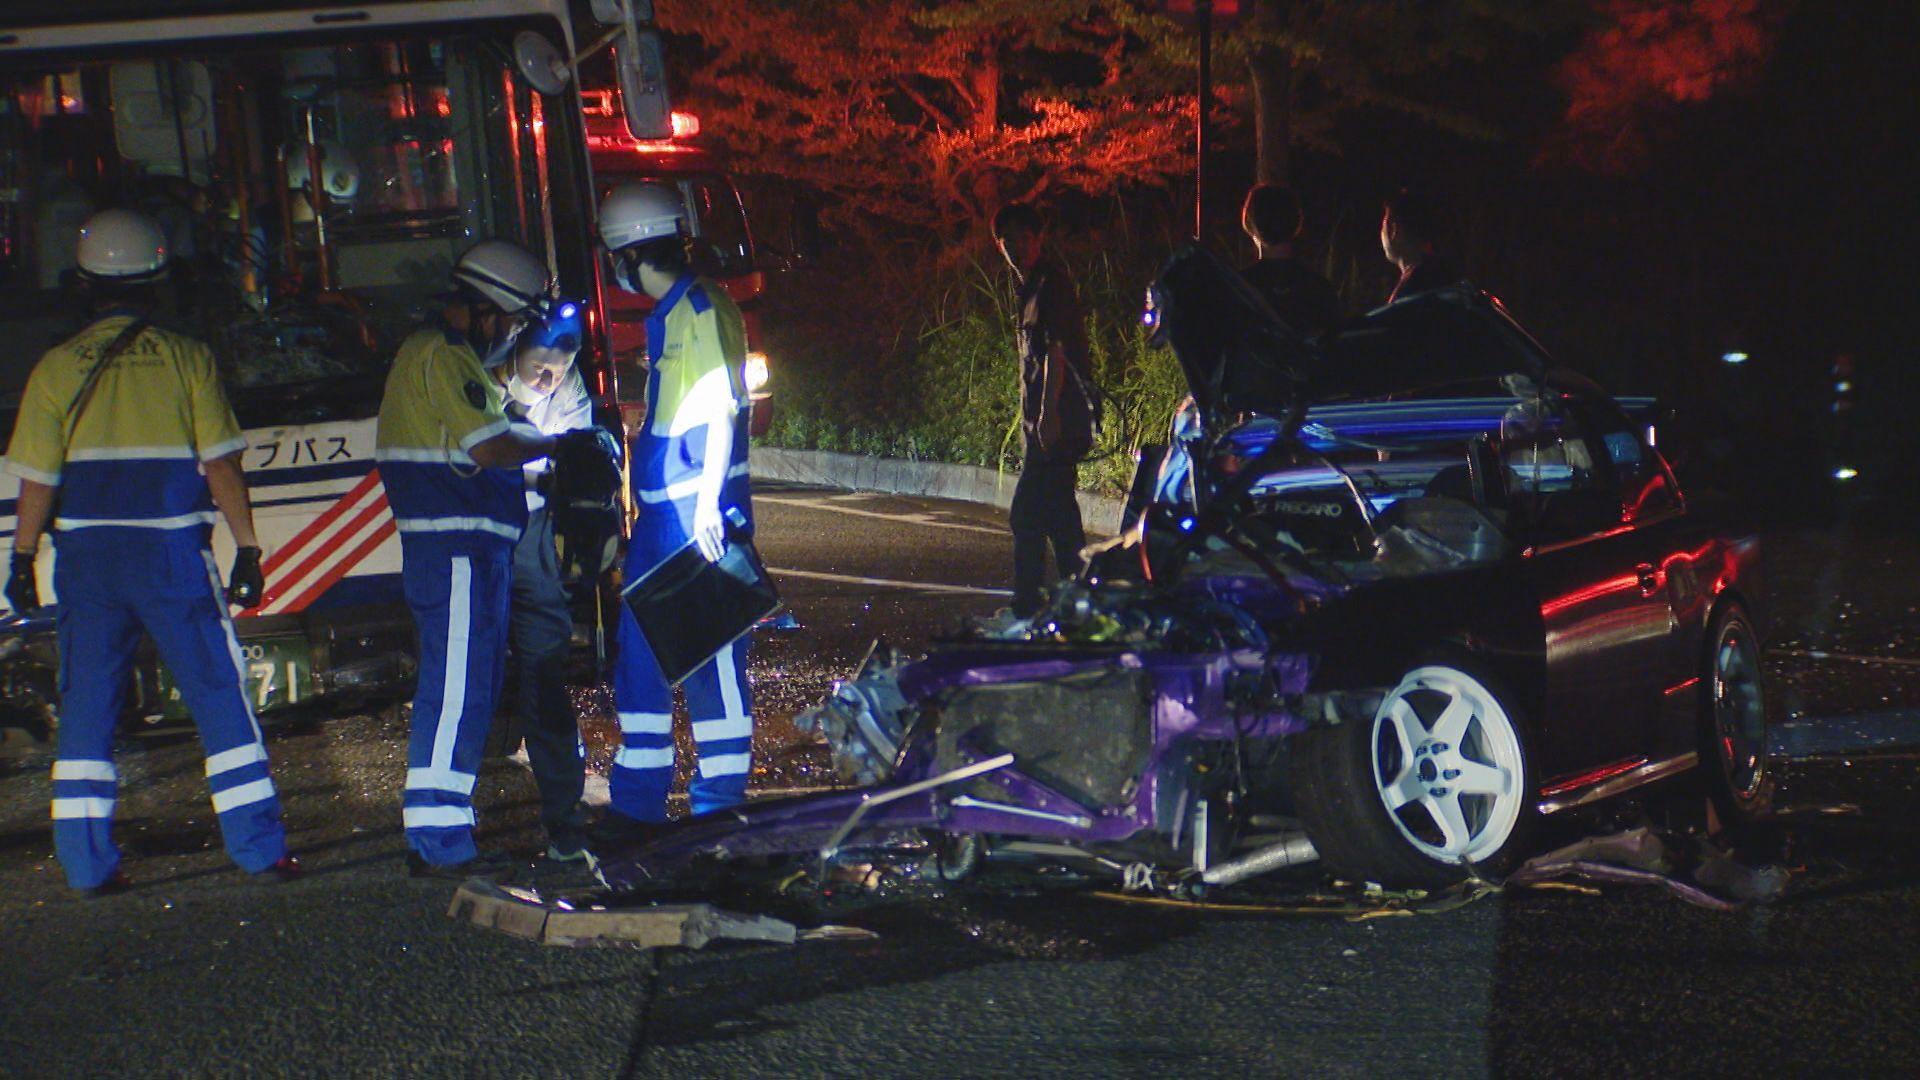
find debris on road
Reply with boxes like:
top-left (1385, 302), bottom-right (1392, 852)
top-left (798, 924), bottom-right (882, 943)
top-left (1089, 879), bottom-right (1498, 921)
top-left (448, 880), bottom-right (799, 949)
top-left (1506, 827), bottom-right (1790, 910)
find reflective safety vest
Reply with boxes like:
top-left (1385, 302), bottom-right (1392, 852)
top-left (634, 274), bottom-right (750, 525)
top-left (3, 313), bottom-right (244, 549)
top-left (375, 323), bottom-right (527, 544)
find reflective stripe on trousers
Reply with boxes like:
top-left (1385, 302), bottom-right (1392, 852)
top-left (610, 509), bottom-right (754, 821)
top-left (399, 535), bottom-right (512, 866)
top-left (50, 542), bottom-right (287, 889)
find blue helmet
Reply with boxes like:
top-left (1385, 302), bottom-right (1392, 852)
top-left (527, 298), bottom-right (585, 353)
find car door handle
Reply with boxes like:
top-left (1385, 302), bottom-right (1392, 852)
top-left (1636, 562), bottom-right (1661, 596)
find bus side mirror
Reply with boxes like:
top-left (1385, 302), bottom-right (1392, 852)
top-left (616, 30), bottom-right (672, 140)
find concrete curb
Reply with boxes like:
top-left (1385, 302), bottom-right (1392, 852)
top-left (751, 446), bottom-right (1128, 536)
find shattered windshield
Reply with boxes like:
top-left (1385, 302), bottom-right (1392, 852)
top-left (0, 23), bottom-right (588, 425)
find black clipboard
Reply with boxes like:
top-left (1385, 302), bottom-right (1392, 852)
top-left (620, 526), bottom-right (780, 686)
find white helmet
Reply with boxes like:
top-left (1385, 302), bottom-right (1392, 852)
top-left (598, 182), bottom-right (687, 252)
top-left (287, 140), bottom-right (361, 201)
top-left (452, 239), bottom-right (550, 315)
top-left (76, 209), bottom-right (170, 282)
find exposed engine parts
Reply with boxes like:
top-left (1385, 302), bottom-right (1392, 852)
top-left (795, 645), bottom-right (912, 786)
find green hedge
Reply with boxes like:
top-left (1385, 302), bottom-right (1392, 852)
top-left (758, 249), bottom-right (1189, 498)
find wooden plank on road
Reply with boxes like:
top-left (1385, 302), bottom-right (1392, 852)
top-left (447, 880), bottom-right (798, 949)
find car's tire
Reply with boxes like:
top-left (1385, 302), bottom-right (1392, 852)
top-left (1291, 660), bottom-right (1537, 889)
top-left (1700, 603), bottom-right (1774, 824)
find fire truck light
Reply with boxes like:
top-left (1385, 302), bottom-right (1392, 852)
top-left (744, 351), bottom-right (771, 392)
top-left (1834, 467), bottom-right (1859, 481)
top-left (670, 111), bottom-right (701, 138)
top-left (1721, 351), bottom-right (1749, 365)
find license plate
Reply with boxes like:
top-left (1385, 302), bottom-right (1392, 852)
top-left (157, 637), bottom-right (315, 720)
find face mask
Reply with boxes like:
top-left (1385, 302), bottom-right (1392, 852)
top-left (506, 371), bottom-right (551, 407)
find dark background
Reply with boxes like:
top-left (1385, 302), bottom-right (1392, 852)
top-left (1171, 2), bottom-right (1915, 520)
top-left (725, 2), bottom-right (1920, 523)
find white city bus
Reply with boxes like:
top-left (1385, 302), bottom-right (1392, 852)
top-left (0, 1), bottom-right (650, 738)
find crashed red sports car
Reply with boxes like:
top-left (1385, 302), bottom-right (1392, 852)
top-left (598, 247), bottom-right (1768, 895)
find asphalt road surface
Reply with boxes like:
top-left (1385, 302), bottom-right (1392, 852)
top-left (3, 486), bottom-right (1919, 1078)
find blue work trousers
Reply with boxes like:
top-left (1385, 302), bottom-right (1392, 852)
top-left (609, 510), bottom-right (754, 822)
top-left (51, 540), bottom-right (288, 889)
top-left (400, 534), bottom-right (512, 866)
top-left (508, 508), bottom-right (585, 840)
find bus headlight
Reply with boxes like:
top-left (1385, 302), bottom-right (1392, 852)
top-left (744, 351), bottom-right (771, 393)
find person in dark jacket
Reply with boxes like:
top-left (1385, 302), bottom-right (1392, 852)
top-left (1239, 183), bottom-right (1343, 336)
top-left (992, 203), bottom-right (1094, 618)
top-left (1381, 187), bottom-right (1464, 303)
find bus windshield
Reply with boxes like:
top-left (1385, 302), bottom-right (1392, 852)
top-left (0, 19), bottom-right (594, 424)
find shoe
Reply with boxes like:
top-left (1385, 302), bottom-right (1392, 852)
top-left (80, 869), bottom-right (133, 899)
top-left (405, 849), bottom-right (519, 882)
top-left (585, 813), bottom-right (673, 854)
top-left (254, 854), bottom-right (304, 883)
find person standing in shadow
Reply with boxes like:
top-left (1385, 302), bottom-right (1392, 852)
top-left (1239, 183), bottom-right (1343, 336)
top-left (1381, 187), bottom-right (1465, 304)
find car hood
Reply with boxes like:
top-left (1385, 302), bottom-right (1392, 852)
top-left (1152, 246), bottom-right (1568, 427)
top-left (1151, 245), bottom-right (1315, 425)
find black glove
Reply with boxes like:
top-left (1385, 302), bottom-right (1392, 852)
top-left (549, 427), bottom-right (625, 584)
top-left (556, 424), bottom-right (622, 478)
top-left (5, 551), bottom-right (39, 616)
top-left (552, 426), bottom-right (624, 501)
top-left (227, 546), bottom-right (265, 609)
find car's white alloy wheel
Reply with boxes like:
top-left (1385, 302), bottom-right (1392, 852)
top-left (1370, 665), bottom-right (1526, 865)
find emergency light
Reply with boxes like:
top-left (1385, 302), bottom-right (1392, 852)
top-left (584, 101), bottom-right (700, 151)
top-left (530, 300), bottom-right (585, 352)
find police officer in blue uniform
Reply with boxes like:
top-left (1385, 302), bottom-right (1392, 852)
top-left (3, 209), bottom-right (300, 895)
top-left (375, 239), bottom-right (599, 878)
top-left (595, 183), bottom-right (756, 837)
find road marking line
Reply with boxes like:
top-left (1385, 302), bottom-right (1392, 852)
top-left (768, 566), bottom-right (1011, 598)
top-left (755, 495), bottom-right (1006, 536)
top-left (1772, 647), bottom-right (1920, 670)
